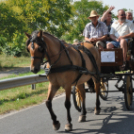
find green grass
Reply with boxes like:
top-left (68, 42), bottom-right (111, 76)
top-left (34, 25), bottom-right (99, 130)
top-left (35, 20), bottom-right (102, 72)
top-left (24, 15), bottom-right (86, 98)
top-left (0, 53), bottom-right (30, 70)
top-left (0, 77), bottom-right (65, 115)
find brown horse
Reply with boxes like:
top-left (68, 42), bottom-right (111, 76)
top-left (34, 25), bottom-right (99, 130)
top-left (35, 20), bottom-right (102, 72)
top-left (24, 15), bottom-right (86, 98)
top-left (26, 30), bottom-right (101, 131)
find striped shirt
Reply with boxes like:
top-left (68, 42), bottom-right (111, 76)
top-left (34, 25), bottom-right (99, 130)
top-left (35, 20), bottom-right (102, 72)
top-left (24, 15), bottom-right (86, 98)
top-left (83, 21), bottom-right (108, 38)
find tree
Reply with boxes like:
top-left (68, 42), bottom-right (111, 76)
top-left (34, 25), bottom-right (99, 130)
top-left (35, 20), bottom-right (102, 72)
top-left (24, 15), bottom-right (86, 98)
top-left (0, 2), bottom-right (25, 42)
top-left (5, 0), bottom-right (72, 37)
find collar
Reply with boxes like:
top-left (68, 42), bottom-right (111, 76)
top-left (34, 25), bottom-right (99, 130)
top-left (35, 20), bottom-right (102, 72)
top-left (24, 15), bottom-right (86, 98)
top-left (115, 19), bottom-right (127, 24)
top-left (91, 21), bottom-right (100, 28)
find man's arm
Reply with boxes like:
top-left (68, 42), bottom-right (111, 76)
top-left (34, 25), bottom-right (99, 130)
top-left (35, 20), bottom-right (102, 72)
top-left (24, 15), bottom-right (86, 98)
top-left (110, 34), bottom-right (119, 41)
top-left (118, 32), bottom-right (134, 39)
top-left (85, 37), bottom-right (94, 42)
top-left (95, 35), bottom-right (107, 42)
top-left (101, 6), bottom-right (115, 22)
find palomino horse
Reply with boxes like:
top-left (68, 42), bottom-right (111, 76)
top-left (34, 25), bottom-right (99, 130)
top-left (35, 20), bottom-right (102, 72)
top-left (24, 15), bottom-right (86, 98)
top-left (26, 30), bottom-right (101, 131)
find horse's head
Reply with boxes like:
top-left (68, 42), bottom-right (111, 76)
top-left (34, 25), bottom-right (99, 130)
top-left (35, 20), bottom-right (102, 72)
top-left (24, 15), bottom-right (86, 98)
top-left (26, 30), bottom-right (46, 73)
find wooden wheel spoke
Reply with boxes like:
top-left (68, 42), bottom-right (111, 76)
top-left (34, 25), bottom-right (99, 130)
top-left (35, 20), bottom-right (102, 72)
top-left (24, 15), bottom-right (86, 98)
top-left (124, 75), bottom-right (133, 110)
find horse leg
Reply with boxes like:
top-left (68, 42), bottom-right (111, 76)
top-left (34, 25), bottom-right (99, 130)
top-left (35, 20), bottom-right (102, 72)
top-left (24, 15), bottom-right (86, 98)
top-left (46, 83), bottom-right (60, 130)
top-left (64, 86), bottom-right (73, 131)
top-left (77, 84), bottom-right (87, 122)
top-left (94, 81), bottom-right (101, 115)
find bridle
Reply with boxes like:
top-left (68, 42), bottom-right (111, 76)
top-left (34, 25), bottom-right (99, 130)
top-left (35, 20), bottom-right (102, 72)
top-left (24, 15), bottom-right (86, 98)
top-left (28, 36), bottom-right (65, 66)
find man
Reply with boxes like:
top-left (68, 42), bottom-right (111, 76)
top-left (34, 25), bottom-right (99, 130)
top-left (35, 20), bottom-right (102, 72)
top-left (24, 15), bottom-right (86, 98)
top-left (83, 10), bottom-right (108, 49)
top-left (126, 11), bottom-right (133, 22)
top-left (107, 9), bottom-right (134, 66)
top-left (126, 11), bottom-right (134, 60)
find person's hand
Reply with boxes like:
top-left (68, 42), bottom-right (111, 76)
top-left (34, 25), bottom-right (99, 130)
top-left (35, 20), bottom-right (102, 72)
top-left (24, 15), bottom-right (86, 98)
top-left (89, 38), bottom-right (95, 42)
top-left (93, 38), bottom-right (99, 42)
top-left (118, 36), bottom-right (124, 41)
top-left (116, 38), bottom-right (120, 42)
top-left (108, 6), bottom-right (115, 12)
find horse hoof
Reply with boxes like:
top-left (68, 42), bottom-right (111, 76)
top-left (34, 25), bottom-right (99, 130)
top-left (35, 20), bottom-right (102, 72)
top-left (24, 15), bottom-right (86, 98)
top-left (78, 115), bottom-right (86, 122)
top-left (94, 108), bottom-right (101, 115)
top-left (53, 121), bottom-right (60, 130)
top-left (65, 123), bottom-right (73, 131)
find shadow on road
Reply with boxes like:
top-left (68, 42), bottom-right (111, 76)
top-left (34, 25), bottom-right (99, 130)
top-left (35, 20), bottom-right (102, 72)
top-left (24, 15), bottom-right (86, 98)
top-left (58, 95), bottom-right (134, 134)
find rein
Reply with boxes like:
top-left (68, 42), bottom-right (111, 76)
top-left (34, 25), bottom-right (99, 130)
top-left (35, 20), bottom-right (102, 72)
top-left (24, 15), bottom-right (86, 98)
top-left (29, 38), bottom-right (72, 67)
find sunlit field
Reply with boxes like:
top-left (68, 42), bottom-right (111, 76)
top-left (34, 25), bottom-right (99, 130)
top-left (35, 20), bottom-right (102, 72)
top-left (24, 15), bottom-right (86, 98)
top-left (0, 53), bottom-right (31, 70)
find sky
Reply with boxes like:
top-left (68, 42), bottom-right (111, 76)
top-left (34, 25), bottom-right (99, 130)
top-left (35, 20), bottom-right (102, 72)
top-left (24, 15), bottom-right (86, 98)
top-left (100, 0), bottom-right (134, 15)
top-left (73, 0), bottom-right (134, 15)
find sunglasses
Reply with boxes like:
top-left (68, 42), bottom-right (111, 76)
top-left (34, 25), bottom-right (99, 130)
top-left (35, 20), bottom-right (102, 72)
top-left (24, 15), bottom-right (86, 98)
top-left (119, 14), bottom-right (126, 16)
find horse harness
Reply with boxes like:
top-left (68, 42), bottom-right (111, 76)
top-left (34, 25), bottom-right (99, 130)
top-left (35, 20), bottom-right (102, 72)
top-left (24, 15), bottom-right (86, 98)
top-left (29, 36), bottom-right (100, 84)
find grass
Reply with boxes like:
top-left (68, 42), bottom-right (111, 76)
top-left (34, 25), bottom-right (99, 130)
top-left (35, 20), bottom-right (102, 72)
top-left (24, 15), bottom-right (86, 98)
top-left (0, 81), bottom-right (65, 115)
top-left (0, 53), bottom-right (30, 70)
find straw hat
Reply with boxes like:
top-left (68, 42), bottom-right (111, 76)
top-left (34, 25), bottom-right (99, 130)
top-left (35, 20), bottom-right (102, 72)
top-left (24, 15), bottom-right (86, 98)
top-left (88, 10), bottom-right (99, 18)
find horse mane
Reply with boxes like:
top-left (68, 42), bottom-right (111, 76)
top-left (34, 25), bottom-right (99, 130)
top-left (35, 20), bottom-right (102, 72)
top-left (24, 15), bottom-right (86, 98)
top-left (43, 32), bottom-right (60, 41)
top-left (26, 30), bottom-right (81, 51)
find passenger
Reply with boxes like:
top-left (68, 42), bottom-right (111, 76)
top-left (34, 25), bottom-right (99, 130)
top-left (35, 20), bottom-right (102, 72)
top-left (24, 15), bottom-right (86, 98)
top-left (83, 10), bottom-right (108, 49)
top-left (101, 6), bottom-right (115, 41)
top-left (126, 11), bottom-right (134, 59)
top-left (107, 9), bottom-right (134, 67)
top-left (126, 11), bottom-right (133, 22)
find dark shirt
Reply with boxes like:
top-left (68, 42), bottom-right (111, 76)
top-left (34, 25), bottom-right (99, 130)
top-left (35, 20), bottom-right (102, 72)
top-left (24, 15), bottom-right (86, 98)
top-left (104, 20), bottom-right (113, 33)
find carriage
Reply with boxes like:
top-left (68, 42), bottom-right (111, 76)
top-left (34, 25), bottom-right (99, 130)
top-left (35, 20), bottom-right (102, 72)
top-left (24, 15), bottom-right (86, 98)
top-left (72, 46), bottom-right (134, 112)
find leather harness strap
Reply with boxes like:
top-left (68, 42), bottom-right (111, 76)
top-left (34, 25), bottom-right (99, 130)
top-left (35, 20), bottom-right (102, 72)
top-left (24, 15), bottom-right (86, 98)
top-left (72, 49), bottom-right (86, 85)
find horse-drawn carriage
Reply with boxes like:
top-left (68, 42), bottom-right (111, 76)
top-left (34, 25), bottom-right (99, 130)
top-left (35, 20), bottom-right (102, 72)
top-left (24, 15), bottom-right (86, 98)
top-left (26, 30), bottom-right (134, 131)
top-left (72, 44), bottom-right (134, 112)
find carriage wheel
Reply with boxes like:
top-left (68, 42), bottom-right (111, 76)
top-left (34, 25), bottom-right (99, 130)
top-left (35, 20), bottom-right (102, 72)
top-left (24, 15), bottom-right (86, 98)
top-left (100, 80), bottom-right (108, 100)
top-left (72, 86), bottom-right (82, 112)
top-left (124, 75), bottom-right (133, 110)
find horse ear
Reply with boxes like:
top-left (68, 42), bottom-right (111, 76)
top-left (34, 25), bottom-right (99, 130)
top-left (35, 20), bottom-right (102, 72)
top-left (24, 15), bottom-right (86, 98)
top-left (37, 30), bottom-right (43, 37)
top-left (25, 33), bottom-right (31, 38)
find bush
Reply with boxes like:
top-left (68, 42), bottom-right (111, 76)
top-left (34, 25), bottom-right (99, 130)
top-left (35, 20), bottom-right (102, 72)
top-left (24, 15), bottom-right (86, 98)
top-left (0, 36), bottom-right (7, 54)
top-left (2, 31), bottom-right (27, 57)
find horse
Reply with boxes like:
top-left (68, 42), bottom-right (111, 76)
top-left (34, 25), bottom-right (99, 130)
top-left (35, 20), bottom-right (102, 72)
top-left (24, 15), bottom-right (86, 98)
top-left (25, 30), bottom-right (101, 131)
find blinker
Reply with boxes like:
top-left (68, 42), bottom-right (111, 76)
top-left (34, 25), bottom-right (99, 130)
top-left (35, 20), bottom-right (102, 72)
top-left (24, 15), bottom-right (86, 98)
top-left (31, 42), bottom-right (34, 50)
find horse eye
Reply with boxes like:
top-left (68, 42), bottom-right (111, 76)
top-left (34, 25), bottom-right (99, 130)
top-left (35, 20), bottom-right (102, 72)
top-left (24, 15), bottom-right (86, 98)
top-left (38, 46), bottom-right (44, 52)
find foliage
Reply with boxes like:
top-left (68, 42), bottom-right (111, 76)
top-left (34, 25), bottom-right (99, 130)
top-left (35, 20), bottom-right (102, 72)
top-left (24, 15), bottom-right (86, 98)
top-left (5, 0), bottom-right (72, 37)
top-left (2, 32), bottom-right (27, 56)
top-left (0, 36), bottom-right (7, 54)
top-left (0, 2), bottom-right (25, 42)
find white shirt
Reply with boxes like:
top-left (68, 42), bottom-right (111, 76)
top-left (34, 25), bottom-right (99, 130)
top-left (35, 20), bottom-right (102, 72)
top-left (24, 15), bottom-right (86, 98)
top-left (110, 19), bottom-right (134, 38)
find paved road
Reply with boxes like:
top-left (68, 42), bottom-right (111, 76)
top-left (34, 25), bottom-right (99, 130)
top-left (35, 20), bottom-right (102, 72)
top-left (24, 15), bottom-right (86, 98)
top-left (0, 80), bottom-right (134, 134)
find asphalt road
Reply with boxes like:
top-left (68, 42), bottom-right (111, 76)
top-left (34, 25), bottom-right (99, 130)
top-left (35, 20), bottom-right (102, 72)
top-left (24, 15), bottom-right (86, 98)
top-left (0, 80), bottom-right (134, 134)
